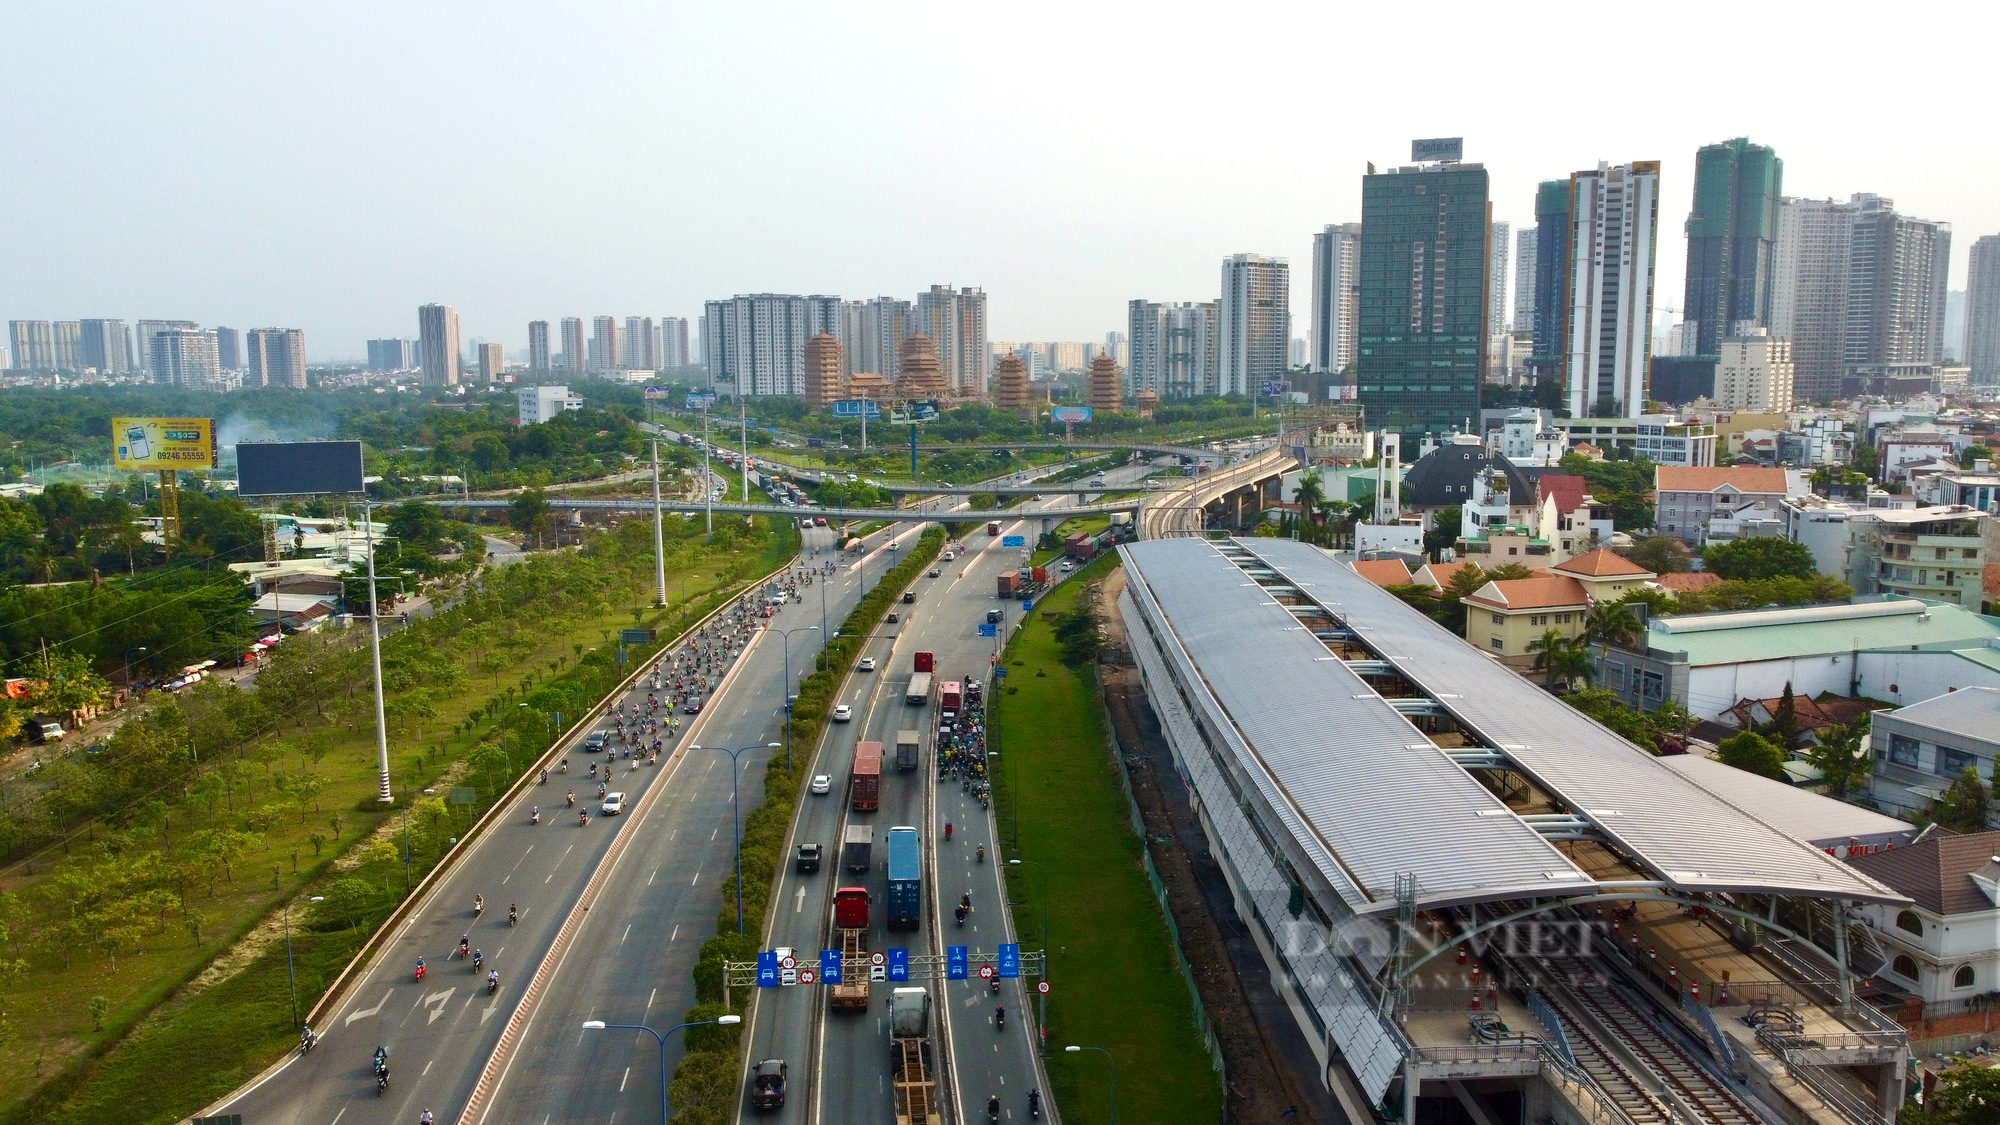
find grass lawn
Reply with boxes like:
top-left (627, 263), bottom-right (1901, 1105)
top-left (1029, 515), bottom-right (1111, 569)
top-left (990, 555), bottom-right (1222, 1125)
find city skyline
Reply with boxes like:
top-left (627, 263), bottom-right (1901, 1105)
top-left (4, 5), bottom-right (1995, 360)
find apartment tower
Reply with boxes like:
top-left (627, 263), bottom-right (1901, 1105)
top-left (1968, 235), bottom-right (2000, 387)
top-left (1563, 161), bottom-right (1661, 417)
top-left (528, 321), bottom-right (551, 373)
top-left (246, 328), bottom-right (308, 388)
top-left (1219, 253), bottom-right (1290, 397)
top-left (1310, 223), bottom-right (1362, 374)
top-left (418, 304), bottom-right (461, 386)
top-left (1683, 138), bottom-right (1783, 357)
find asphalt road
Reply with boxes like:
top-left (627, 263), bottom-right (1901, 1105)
top-left (205, 526), bottom-right (850, 1125)
top-left (737, 463), bottom-right (1156, 1125)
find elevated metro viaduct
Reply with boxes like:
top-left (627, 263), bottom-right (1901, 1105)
top-left (1118, 536), bottom-right (1910, 1125)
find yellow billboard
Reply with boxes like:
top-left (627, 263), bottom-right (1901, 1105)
top-left (112, 417), bottom-right (216, 471)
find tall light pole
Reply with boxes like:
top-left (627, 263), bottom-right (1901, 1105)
top-left (122, 645), bottom-right (147, 694)
top-left (364, 502), bottom-right (393, 803)
top-left (701, 395), bottom-right (714, 544)
top-left (582, 1015), bottom-right (741, 1125)
top-left (1064, 1045), bottom-right (1117, 1123)
top-left (776, 626), bottom-right (820, 770)
top-left (285, 894), bottom-right (325, 1028)
top-left (650, 438), bottom-right (667, 608)
top-left (690, 743), bottom-right (779, 933)
top-left (1007, 857), bottom-right (1050, 1053)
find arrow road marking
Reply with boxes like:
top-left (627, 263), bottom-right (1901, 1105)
top-left (795, 886), bottom-right (806, 913)
top-left (343, 988), bottom-right (393, 1026)
top-left (424, 987), bottom-right (456, 1025)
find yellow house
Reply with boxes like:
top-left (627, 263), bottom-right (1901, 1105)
top-left (1462, 549), bottom-right (1654, 669)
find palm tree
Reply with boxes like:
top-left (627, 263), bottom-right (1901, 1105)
top-left (1527, 629), bottom-right (1592, 690)
top-left (1293, 471), bottom-right (1327, 526)
top-left (1583, 602), bottom-right (1641, 650)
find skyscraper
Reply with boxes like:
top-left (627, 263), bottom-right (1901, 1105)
top-left (366, 339), bottom-right (413, 372)
top-left (79, 319), bottom-right (130, 374)
top-left (418, 304), bottom-right (461, 386)
top-left (1770, 197), bottom-right (1854, 400)
top-left (914, 285), bottom-right (988, 394)
top-left (660, 318), bottom-right (691, 368)
top-left (246, 328), bottom-right (307, 388)
top-left (479, 342), bottom-right (505, 383)
top-left (1968, 236), bottom-right (2000, 387)
top-left (151, 328), bottom-right (221, 388)
top-left (1511, 227), bottom-right (1537, 336)
top-left (1529, 182), bottom-right (1572, 381)
top-left (802, 332), bottom-right (844, 410)
top-left (1356, 159), bottom-right (1491, 435)
top-left (1487, 220), bottom-right (1511, 335)
top-left (1562, 161), bottom-right (1661, 417)
top-left (528, 321), bottom-right (551, 372)
top-left (1309, 223), bottom-right (1361, 374)
top-left (1129, 301), bottom-right (1221, 398)
top-left (1218, 253), bottom-right (1289, 396)
top-left (135, 320), bottom-right (198, 379)
top-left (591, 316), bottom-right (619, 373)
top-left (623, 316), bottom-right (656, 369)
top-left (1841, 195), bottom-right (1950, 392)
top-left (560, 318), bottom-right (586, 375)
top-left (702, 294), bottom-right (844, 396)
top-left (1682, 138), bottom-right (1784, 357)
top-left (853, 297), bottom-right (912, 377)
top-left (52, 321), bottom-right (82, 373)
top-left (8, 321), bottom-right (54, 371)
top-left (213, 326), bottom-right (241, 371)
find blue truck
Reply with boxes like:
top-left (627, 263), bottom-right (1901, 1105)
top-left (886, 826), bottom-right (922, 931)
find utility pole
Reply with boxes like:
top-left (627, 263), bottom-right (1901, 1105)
top-left (364, 502), bottom-right (392, 803)
top-left (650, 438), bottom-right (667, 607)
top-left (702, 396), bottom-right (713, 544)
top-left (739, 393), bottom-right (750, 505)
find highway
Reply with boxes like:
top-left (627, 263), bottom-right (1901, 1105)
top-left (736, 463), bottom-right (1156, 1125)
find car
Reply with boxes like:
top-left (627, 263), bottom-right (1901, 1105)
top-left (583, 731), bottom-right (609, 751)
top-left (928, 568), bottom-right (940, 577)
top-left (1060, 560), bottom-right (1075, 572)
top-left (1090, 477), bottom-right (1107, 487)
top-left (813, 517), bottom-right (827, 527)
top-left (857, 657), bottom-right (876, 672)
top-left (684, 697), bottom-right (703, 714)
top-left (809, 774), bottom-right (832, 795)
top-left (749, 1058), bottom-right (788, 1111)
top-left (795, 843), bottom-right (822, 873)
top-left (986, 608), bottom-right (1003, 624)
top-left (901, 591), bottom-right (916, 604)
top-left (600, 792), bottom-right (626, 815)
top-left (832, 704), bottom-right (853, 722)
top-left (886, 612), bottom-right (900, 624)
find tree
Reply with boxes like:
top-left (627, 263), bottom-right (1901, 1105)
top-left (1485, 563), bottom-right (1535, 581)
top-left (1700, 537), bottom-right (1818, 582)
top-left (1907, 1061), bottom-right (2000, 1125)
top-left (1292, 471), bottom-right (1327, 524)
top-left (1528, 629), bottom-right (1591, 689)
top-left (1423, 506), bottom-right (1461, 562)
top-left (1717, 731), bottom-right (1790, 781)
top-left (510, 489), bottom-right (553, 549)
top-left (1770, 682), bottom-right (1799, 748)
top-left (1806, 718), bottom-right (1870, 799)
top-left (24, 647), bottom-right (109, 721)
top-left (1930, 768), bottom-right (1993, 834)
top-left (1583, 602), bottom-right (1642, 650)
top-left (1622, 535), bottom-right (1691, 574)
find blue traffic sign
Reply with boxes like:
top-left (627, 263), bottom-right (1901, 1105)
top-left (993, 667), bottom-right (1007, 680)
top-left (1021, 599), bottom-right (1032, 612)
top-left (978, 623), bottom-right (996, 637)
top-left (757, 951), bottom-right (779, 988)
top-left (998, 943), bottom-right (1021, 978)
top-left (947, 946), bottom-right (969, 980)
top-left (888, 948), bottom-right (910, 981)
top-left (820, 949), bottom-right (842, 984)
top-left (1001, 534), bottom-right (1025, 547)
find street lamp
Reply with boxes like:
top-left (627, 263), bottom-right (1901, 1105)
top-left (776, 626), bottom-right (821, 769)
top-left (582, 1015), bottom-right (741, 1125)
top-left (1064, 1045), bottom-right (1117, 1123)
top-left (1008, 858), bottom-right (1051, 1055)
top-left (122, 646), bottom-right (147, 694)
top-left (691, 743), bottom-right (780, 933)
top-left (285, 895), bottom-right (326, 1028)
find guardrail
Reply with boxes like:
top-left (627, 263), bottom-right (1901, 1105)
top-left (1138, 449), bottom-right (1295, 540)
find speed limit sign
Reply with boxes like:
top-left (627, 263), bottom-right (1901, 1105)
top-left (798, 967), bottom-right (818, 985)
top-left (1037, 980), bottom-right (1051, 995)
top-left (978, 965), bottom-right (995, 980)
top-left (871, 952), bottom-right (886, 966)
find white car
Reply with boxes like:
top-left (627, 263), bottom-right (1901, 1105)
top-left (832, 704), bottom-right (853, 722)
top-left (809, 774), bottom-right (832, 795)
top-left (858, 658), bottom-right (877, 672)
top-left (1061, 560), bottom-right (1075, 572)
top-left (600, 792), bottom-right (626, 816)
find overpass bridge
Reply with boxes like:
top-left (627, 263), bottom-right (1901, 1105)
top-left (429, 495), bottom-right (1141, 524)
top-left (1138, 447), bottom-right (1296, 538)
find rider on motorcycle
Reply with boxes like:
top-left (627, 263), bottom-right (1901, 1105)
top-left (987, 1093), bottom-right (1002, 1119)
top-left (486, 969), bottom-right (499, 992)
top-left (508, 903), bottom-right (518, 925)
top-left (374, 1046), bottom-right (388, 1074)
top-left (472, 948), bottom-right (483, 970)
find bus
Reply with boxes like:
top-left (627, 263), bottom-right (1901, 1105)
top-left (939, 681), bottom-right (962, 716)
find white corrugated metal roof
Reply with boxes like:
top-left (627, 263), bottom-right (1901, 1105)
top-left (1121, 539), bottom-right (1594, 915)
top-left (1232, 538), bottom-right (1904, 906)
top-left (1658, 756), bottom-right (1915, 849)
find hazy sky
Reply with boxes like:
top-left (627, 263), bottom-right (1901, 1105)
top-left (5, 2), bottom-right (1996, 361)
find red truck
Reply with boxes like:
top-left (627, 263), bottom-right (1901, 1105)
top-left (1030, 565), bottom-right (1049, 585)
top-left (829, 888), bottom-right (871, 1011)
top-left (913, 650), bottom-right (935, 674)
top-left (996, 571), bottom-right (1020, 598)
top-left (851, 741), bottom-right (882, 812)
top-left (987, 521), bottom-right (1001, 536)
top-left (939, 681), bottom-right (962, 716)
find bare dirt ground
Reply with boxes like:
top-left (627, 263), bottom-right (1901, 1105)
top-left (1095, 568), bottom-right (1343, 1124)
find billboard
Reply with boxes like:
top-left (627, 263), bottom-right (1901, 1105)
top-left (1050, 406), bottom-right (1093, 425)
top-left (1259, 380), bottom-right (1292, 397)
top-left (684, 391), bottom-right (716, 410)
top-left (113, 417), bottom-right (216, 471)
top-left (1411, 137), bottom-right (1464, 162)
top-left (889, 399), bottom-right (940, 425)
top-left (643, 386), bottom-right (671, 400)
top-left (237, 440), bottom-right (366, 497)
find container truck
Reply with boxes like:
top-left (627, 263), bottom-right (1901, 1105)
top-left (850, 741), bottom-right (882, 812)
top-left (895, 729), bottom-right (920, 772)
top-left (828, 887), bottom-right (872, 1011)
top-left (904, 672), bottom-right (932, 706)
top-left (996, 570), bottom-right (1020, 598)
top-left (885, 826), bottom-right (921, 930)
top-left (912, 650), bottom-right (934, 674)
top-left (889, 987), bottom-right (941, 1125)
top-left (841, 824), bottom-right (874, 873)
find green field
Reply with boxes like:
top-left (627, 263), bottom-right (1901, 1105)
top-left (990, 556), bottom-right (1222, 1125)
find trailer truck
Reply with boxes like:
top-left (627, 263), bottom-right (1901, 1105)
top-left (913, 650), bottom-right (934, 674)
top-left (850, 741), bottom-right (882, 812)
top-left (889, 987), bottom-right (941, 1125)
top-left (841, 824), bottom-right (874, 873)
top-left (828, 887), bottom-right (871, 1012)
top-left (885, 826), bottom-right (921, 930)
top-left (895, 729), bottom-right (920, 771)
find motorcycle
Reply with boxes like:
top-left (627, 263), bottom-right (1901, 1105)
top-left (987, 1095), bottom-right (1001, 1122)
top-left (538, 770), bottom-right (548, 786)
top-left (298, 1027), bottom-right (317, 1055)
top-left (1028, 1090), bottom-right (1042, 1119)
top-left (530, 808), bottom-right (540, 825)
top-left (472, 950), bottom-right (483, 972)
top-left (508, 906), bottom-right (518, 927)
top-left (473, 896), bottom-right (484, 918)
top-left (414, 959), bottom-right (427, 982)
top-left (954, 905), bottom-right (967, 926)
top-left (566, 791), bottom-right (576, 808)
top-left (995, 1006), bottom-right (1005, 1030)
top-left (579, 810), bottom-right (589, 826)
top-left (559, 758), bottom-right (568, 774)
top-left (376, 1069), bottom-right (390, 1096)
top-left (976, 844), bottom-right (985, 863)
top-left (486, 972), bottom-right (499, 996)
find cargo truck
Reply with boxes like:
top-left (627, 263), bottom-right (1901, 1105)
top-left (850, 741), bottom-right (882, 812)
top-left (889, 987), bottom-right (941, 1125)
top-left (939, 681), bottom-right (962, 716)
top-left (841, 824), bottom-right (874, 873)
top-left (828, 887), bottom-right (871, 1011)
top-left (895, 729), bottom-right (920, 772)
top-left (885, 826), bottom-right (921, 930)
top-left (986, 520), bottom-right (1001, 536)
top-left (905, 672), bottom-right (932, 706)
top-left (913, 651), bottom-right (934, 674)
top-left (996, 570), bottom-right (1020, 598)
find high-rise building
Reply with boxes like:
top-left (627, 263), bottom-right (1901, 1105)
top-left (79, 319), bottom-right (130, 374)
top-left (1771, 197), bottom-right (1853, 401)
top-left (702, 294), bottom-right (844, 396)
top-left (479, 342), bottom-right (505, 383)
top-left (1715, 328), bottom-right (1793, 412)
top-left (1487, 220), bottom-right (1511, 336)
top-left (1309, 223), bottom-right (1362, 374)
top-left (559, 318), bottom-right (586, 375)
top-left (914, 285), bottom-right (988, 394)
top-left (590, 316), bottom-right (619, 373)
top-left (8, 321), bottom-right (54, 371)
top-left (135, 320), bottom-right (198, 379)
top-left (1682, 137), bottom-right (1783, 357)
top-left (366, 338), bottom-right (413, 372)
top-left (1530, 182), bottom-right (1572, 381)
top-left (1219, 253), bottom-right (1289, 396)
top-left (1086, 351), bottom-right (1122, 412)
top-left (1967, 236), bottom-right (2000, 387)
top-left (622, 316), bottom-right (655, 370)
top-left (214, 326), bottom-right (242, 371)
top-left (1356, 158), bottom-right (1491, 435)
top-left (1841, 195), bottom-right (1950, 393)
top-left (246, 328), bottom-right (307, 388)
top-left (848, 297), bottom-right (911, 378)
top-left (660, 317), bottom-right (691, 368)
top-left (528, 321), bottom-right (551, 373)
top-left (150, 328), bottom-right (221, 388)
top-left (802, 332), bottom-right (844, 410)
top-left (1129, 301), bottom-right (1220, 398)
top-left (52, 321), bottom-right (81, 373)
top-left (1562, 161), bottom-right (1661, 417)
top-left (1946, 290), bottom-right (1968, 363)
top-left (1511, 227), bottom-right (1537, 335)
top-left (418, 304), bottom-right (461, 386)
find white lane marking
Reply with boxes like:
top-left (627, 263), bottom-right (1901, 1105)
top-left (711, 827), bottom-right (718, 841)
top-left (621, 923), bottom-right (631, 944)
top-left (671, 924), bottom-right (679, 941)
top-left (510, 844), bottom-right (535, 871)
top-left (647, 987), bottom-right (657, 1013)
top-left (691, 869), bottom-right (700, 886)
top-left (620, 1066), bottom-right (630, 1092)
top-left (795, 886), bottom-right (806, 913)
top-left (501, 875), bottom-right (509, 885)
top-left (423, 1060), bottom-right (434, 1076)
top-left (344, 988), bottom-right (393, 1026)
top-left (648, 868), bottom-right (657, 886)
top-left (424, 988), bottom-right (455, 1024)
top-left (331, 1109), bottom-right (347, 1125)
